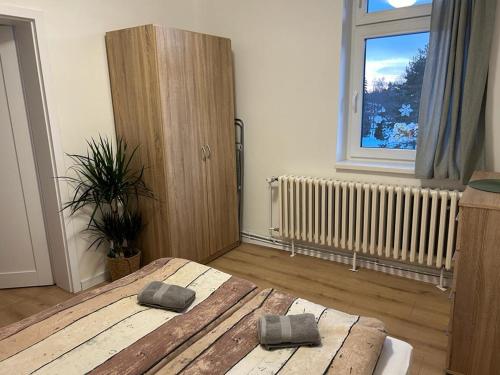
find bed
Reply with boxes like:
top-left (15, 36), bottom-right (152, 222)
top-left (0, 258), bottom-right (412, 374)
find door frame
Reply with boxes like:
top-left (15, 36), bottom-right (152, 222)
top-left (0, 5), bottom-right (81, 292)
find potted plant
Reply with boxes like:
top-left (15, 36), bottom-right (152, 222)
top-left (62, 136), bottom-right (153, 281)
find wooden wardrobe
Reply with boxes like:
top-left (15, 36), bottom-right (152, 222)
top-left (105, 25), bottom-right (239, 265)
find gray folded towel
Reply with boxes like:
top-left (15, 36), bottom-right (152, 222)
top-left (257, 313), bottom-right (321, 350)
top-left (137, 281), bottom-right (196, 312)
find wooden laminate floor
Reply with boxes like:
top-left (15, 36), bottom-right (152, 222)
top-left (0, 285), bottom-right (72, 328)
top-left (0, 243), bottom-right (449, 375)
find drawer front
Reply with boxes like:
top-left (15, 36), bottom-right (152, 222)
top-left (449, 207), bottom-right (500, 374)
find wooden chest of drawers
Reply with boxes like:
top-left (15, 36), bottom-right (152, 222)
top-left (447, 171), bottom-right (500, 374)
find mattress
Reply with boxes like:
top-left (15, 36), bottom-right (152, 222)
top-left (0, 258), bottom-right (412, 374)
top-left (375, 337), bottom-right (413, 375)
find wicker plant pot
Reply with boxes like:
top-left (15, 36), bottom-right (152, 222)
top-left (107, 251), bottom-right (141, 281)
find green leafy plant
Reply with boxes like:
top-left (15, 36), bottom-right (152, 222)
top-left (87, 211), bottom-right (126, 257)
top-left (121, 211), bottom-right (143, 245)
top-left (87, 211), bottom-right (143, 258)
top-left (61, 136), bottom-right (153, 258)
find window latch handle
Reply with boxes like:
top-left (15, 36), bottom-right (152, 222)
top-left (353, 91), bottom-right (359, 113)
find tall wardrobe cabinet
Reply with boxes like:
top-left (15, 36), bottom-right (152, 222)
top-left (106, 25), bottom-right (239, 264)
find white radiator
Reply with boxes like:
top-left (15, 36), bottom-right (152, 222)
top-left (278, 176), bottom-right (462, 271)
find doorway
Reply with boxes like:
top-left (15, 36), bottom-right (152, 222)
top-left (0, 5), bottom-right (80, 292)
top-left (0, 25), bottom-right (53, 288)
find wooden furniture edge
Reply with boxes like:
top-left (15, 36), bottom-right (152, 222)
top-left (459, 170), bottom-right (500, 211)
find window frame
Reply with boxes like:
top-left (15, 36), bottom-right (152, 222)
top-left (355, 0), bottom-right (432, 26)
top-left (344, 1), bottom-right (432, 165)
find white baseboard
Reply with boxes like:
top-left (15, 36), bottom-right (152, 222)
top-left (241, 232), bottom-right (452, 288)
top-left (80, 271), bottom-right (109, 290)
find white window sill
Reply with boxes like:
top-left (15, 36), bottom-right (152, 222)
top-left (335, 159), bottom-right (415, 175)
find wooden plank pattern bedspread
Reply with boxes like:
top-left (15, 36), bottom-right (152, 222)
top-left (0, 258), bottom-right (386, 375)
top-left (162, 290), bottom-right (387, 375)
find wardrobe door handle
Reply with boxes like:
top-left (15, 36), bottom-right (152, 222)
top-left (205, 144), bottom-right (211, 159)
top-left (201, 145), bottom-right (207, 161)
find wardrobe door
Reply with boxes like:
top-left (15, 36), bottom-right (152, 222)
top-left (201, 35), bottom-right (240, 256)
top-left (156, 27), bottom-right (212, 262)
top-left (106, 25), bottom-right (171, 265)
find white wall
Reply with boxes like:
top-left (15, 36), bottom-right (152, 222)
top-left (197, 0), bottom-right (500, 240)
top-left (197, 0), bottom-right (349, 237)
top-left (3, 0), bottom-right (499, 288)
top-left (1, 0), bottom-right (199, 288)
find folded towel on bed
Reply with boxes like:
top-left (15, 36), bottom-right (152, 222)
top-left (257, 313), bottom-right (321, 350)
top-left (138, 281), bottom-right (196, 312)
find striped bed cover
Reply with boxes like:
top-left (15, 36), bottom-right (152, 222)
top-left (0, 258), bottom-right (387, 375)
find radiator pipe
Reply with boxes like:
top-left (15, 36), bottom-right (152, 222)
top-left (349, 252), bottom-right (358, 272)
top-left (436, 267), bottom-right (447, 292)
top-left (267, 177), bottom-right (279, 243)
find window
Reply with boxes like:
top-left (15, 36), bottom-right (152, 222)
top-left (361, 32), bottom-right (428, 150)
top-left (342, 0), bottom-right (432, 170)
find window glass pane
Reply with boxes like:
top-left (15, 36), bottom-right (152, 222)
top-left (361, 32), bottom-right (429, 150)
top-left (368, 0), bottom-right (432, 13)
